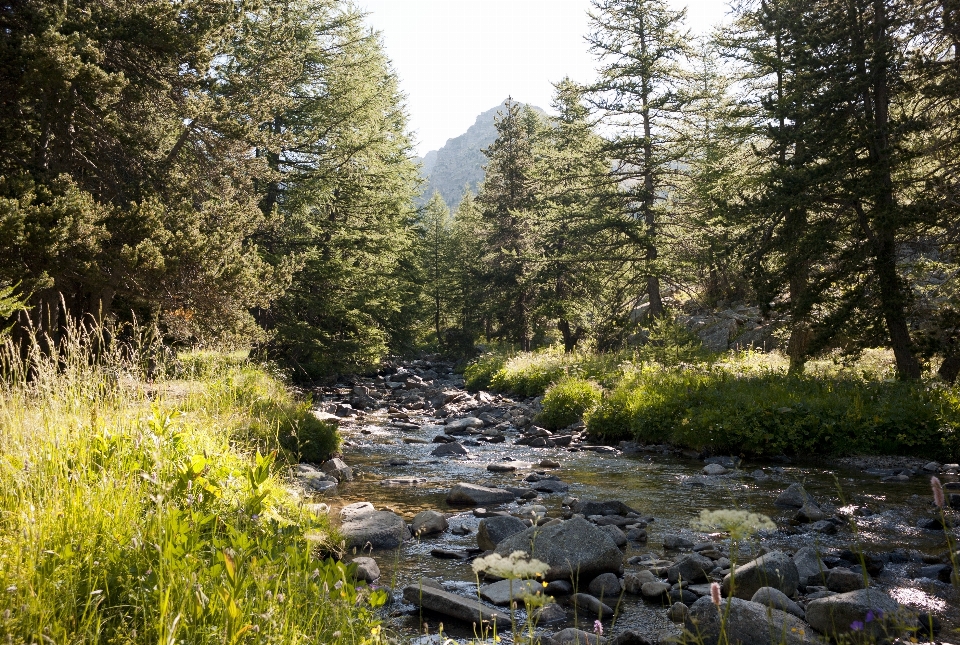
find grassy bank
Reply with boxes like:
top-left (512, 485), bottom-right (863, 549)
top-left (0, 334), bottom-right (384, 644)
top-left (465, 347), bottom-right (960, 460)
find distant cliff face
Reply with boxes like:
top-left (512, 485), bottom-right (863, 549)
top-left (416, 101), bottom-right (541, 210)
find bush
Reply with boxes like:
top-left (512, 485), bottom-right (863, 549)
top-left (585, 367), bottom-right (960, 459)
top-left (464, 352), bottom-right (508, 390)
top-left (537, 378), bottom-right (603, 429)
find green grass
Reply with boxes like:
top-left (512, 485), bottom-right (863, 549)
top-left (463, 346), bottom-right (960, 459)
top-left (0, 331), bottom-right (383, 645)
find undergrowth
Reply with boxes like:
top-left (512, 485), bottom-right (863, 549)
top-left (0, 325), bottom-right (383, 644)
top-left (464, 345), bottom-right (960, 459)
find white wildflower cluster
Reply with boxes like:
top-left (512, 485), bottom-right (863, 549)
top-left (471, 550), bottom-right (549, 579)
top-left (692, 509), bottom-right (776, 539)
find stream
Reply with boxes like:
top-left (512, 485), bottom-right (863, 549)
top-left (302, 359), bottom-right (960, 644)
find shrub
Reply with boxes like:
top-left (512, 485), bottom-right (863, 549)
top-left (463, 352), bottom-right (508, 390)
top-left (537, 378), bottom-right (603, 429)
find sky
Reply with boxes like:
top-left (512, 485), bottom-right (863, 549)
top-left (359, 0), bottom-right (731, 156)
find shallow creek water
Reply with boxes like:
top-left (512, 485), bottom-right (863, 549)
top-left (311, 382), bottom-right (959, 643)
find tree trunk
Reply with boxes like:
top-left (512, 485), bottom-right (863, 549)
top-left (938, 353), bottom-right (960, 383)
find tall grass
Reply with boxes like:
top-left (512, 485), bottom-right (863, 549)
top-left (0, 322), bottom-right (383, 644)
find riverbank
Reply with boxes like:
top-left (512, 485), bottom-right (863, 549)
top-left (0, 346), bottom-right (383, 644)
top-left (464, 348), bottom-right (960, 461)
top-left (306, 357), bottom-right (960, 644)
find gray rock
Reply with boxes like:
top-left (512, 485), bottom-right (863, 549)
top-left (623, 570), bottom-right (658, 594)
top-left (751, 587), bottom-right (804, 618)
top-left (588, 573), bottom-right (623, 599)
top-left (599, 524), bottom-right (628, 548)
top-left (477, 515), bottom-right (528, 551)
top-left (447, 483), bottom-right (515, 506)
top-left (685, 596), bottom-right (816, 645)
top-left (825, 568), bottom-right (866, 593)
top-left (795, 503), bottom-right (825, 523)
top-left (571, 499), bottom-right (637, 516)
top-left (667, 602), bottom-right (689, 623)
top-left (775, 483), bottom-right (815, 508)
top-left (702, 463), bottom-right (729, 476)
top-left (662, 534), bottom-right (695, 550)
top-left (341, 509), bottom-right (410, 549)
top-left (401, 585), bottom-right (509, 627)
top-left (300, 472), bottom-right (338, 492)
top-left (608, 631), bottom-right (655, 645)
top-left (722, 551), bottom-right (799, 599)
top-left (431, 442), bottom-right (468, 457)
top-left (533, 602), bottom-right (567, 625)
top-left (444, 416), bottom-right (484, 434)
top-left (411, 510), bottom-right (448, 537)
top-left (494, 517), bottom-right (623, 582)
top-left (626, 527), bottom-right (648, 542)
top-left (545, 580), bottom-right (573, 596)
top-left (805, 588), bottom-right (901, 638)
top-left (321, 457), bottom-right (353, 481)
top-left (641, 581), bottom-right (671, 599)
top-left (351, 556), bottom-right (380, 583)
top-left (340, 502), bottom-right (375, 522)
top-left (487, 463), bottom-right (516, 472)
top-left (479, 579), bottom-right (545, 606)
top-left (571, 593), bottom-right (614, 618)
top-left (668, 553), bottom-right (714, 584)
top-left (531, 479), bottom-right (570, 493)
top-left (547, 628), bottom-right (602, 645)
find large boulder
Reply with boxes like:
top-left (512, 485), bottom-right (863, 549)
top-left (477, 515), bottom-right (528, 551)
top-left (684, 596), bottom-right (817, 645)
top-left (571, 499), bottom-right (637, 516)
top-left (446, 483), bottom-right (515, 506)
top-left (825, 568), bottom-right (866, 593)
top-left (805, 588), bottom-right (901, 638)
top-left (321, 457), bottom-right (353, 482)
top-left (751, 587), bottom-right (804, 619)
top-left (494, 517), bottom-right (624, 582)
top-left (340, 508), bottom-right (410, 549)
top-left (444, 417), bottom-right (484, 434)
top-left (479, 579), bottom-right (544, 606)
top-left (775, 483), bottom-right (816, 508)
top-left (402, 584), bottom-right (509, 627)
top-left (431, 442), bottom-right (468, 457)
top-left (351, 556), bottom-right (380, 583)
top-left (722, 551), bottom-right (799, 600)
top-left (411, 510), bottom-right (449, 537)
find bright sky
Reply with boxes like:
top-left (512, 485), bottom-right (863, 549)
top-left (359, 0), bottom-right (731, 155)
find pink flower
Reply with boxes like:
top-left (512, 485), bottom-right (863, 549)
top-left (710, 582), bottom-right (722, 607)
top-left (593, 620), bottom-right (603, 636)
top-left (932, 476), bottom-right (945, 509)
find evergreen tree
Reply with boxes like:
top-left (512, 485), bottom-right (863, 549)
top-left (585, 0), bottom-right (690, 318)
top-left (417, 192), bottom-right (454, 342)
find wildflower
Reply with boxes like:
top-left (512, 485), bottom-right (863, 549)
top-left (710, 582), bottom-right (722, 607)
top-left (932, 476), bottom-right (945, 509)
top-left (850, 620), bottom-right (864, 631)
top-left (471, 551), bottom-right (548, 579)
top-left (594, 620), bottom-right (603, 636)
top-left (865, 610), bottom-right (882, 622)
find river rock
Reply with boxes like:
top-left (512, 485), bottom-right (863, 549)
top-left (571, 499), bottom-right (637, 516)
top-left (702, 463), bottom-right (729, 476)
top-left (531, 479), bottom-right (570, 493)
top-left (751, 587), bottom-right (804, 618)
top-left (533, 602), bottom-right (567, 625)
top-left (340, 509), bottom-right (410, 549)
top-left (825, 568), bottom-right (866, 592)
top-left (340, 502), bottom-right (375, 521)
top-left (477, 515), bottom-right (528, 550)
top-left (599, 524), bottom-right (628, 547)
top-left (668, 553), bottom-right (714, 584)
top-left (667, 602), bottom-right (689, 623)
top-left (494, 516), bottom-right (624, 582)
top-left (321, 457), bottom-right (353, 481)
top-left (662, 534), bottom-right (695, 550)
top-left (641, 581), bottom-right (671, 599)
top-left (805, 588), bottom-right (901, 638)
top-left (431, 442), bottom-right (468, 457)
top-left (351, 556), bottom-right (380, 583)
top-left (479, 579), bottom-right (545, 606)
top-left (411, 510), bottom-right (449, 537)
top-left (444, 416), bottom-right (484, 434)
top-left (775, 483), bottom-right (816, 508)
top-left (401, 584), bottom-right (509, 627)
top-left (547, 628), bottom-right (602, 645)
top-left (588, 572), bottom-right (623, 598)
top-left (723, 551), bottom-right (799, 599)
top-left (447, 483), bottom-right (515, 506)
top-left (487, 463), bottom-right (516, 472)
top-left (623, 570), bottom-right (658, 594)
top-left (685, 596), bottom-right (815, 645)
top-left (545, 580), bottom-right (573, 596)
top-left (571, 593), bottom-right (614, 618)
top-left (795, 503), bottom-right (825, 523)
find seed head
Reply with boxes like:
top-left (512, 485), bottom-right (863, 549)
top-left (932, 476), bottom-right (945, 509)
top-left (710, 582), bottom-right (722, 607)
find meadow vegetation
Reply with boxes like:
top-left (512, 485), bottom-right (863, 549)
top-left (465, 346), bottom-right (960, 460)
top-left (0, 328), bottom-right (383, 645)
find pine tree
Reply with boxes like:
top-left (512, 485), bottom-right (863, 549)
top-left (417, 192), bottom-right (454, 342)
top-left (585, 0), bottom-right (690, 318)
